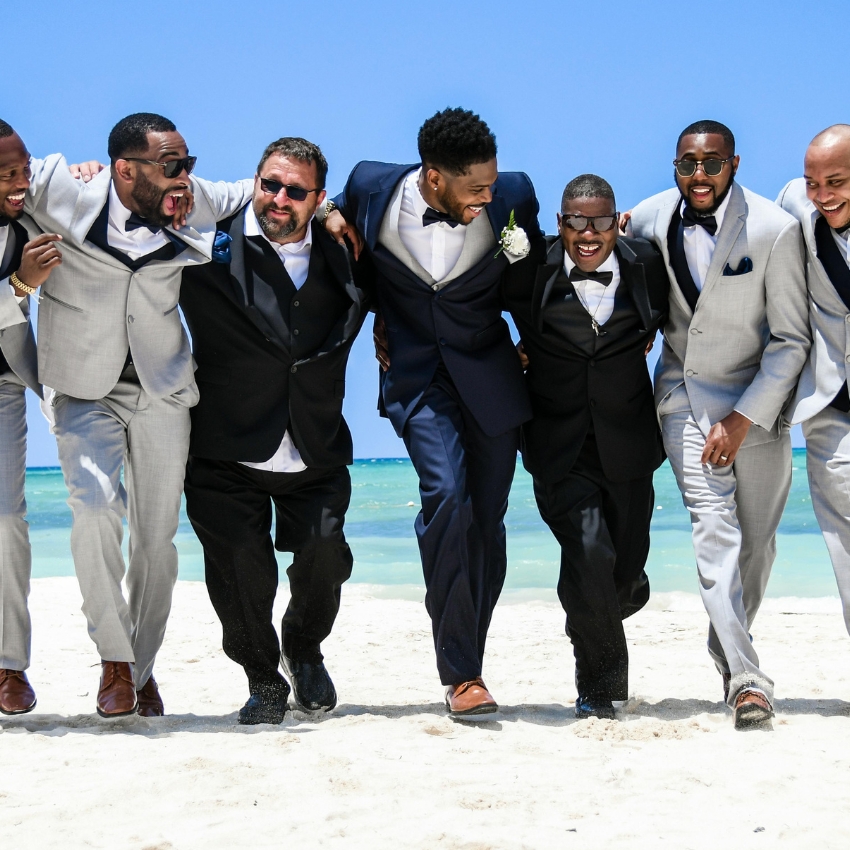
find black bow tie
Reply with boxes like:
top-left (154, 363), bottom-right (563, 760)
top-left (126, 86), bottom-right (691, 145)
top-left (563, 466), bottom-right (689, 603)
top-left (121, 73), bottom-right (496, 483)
top-left (836, 219), bottom-right (850, 236)
top-left (125, 212), bottom-right (161, 234)
top-left (681, 205), bottom-right (718, 236)
top-left (569, 267), bottom-right (613, 286)
top-left (422, 207), bottom-right (460, 228)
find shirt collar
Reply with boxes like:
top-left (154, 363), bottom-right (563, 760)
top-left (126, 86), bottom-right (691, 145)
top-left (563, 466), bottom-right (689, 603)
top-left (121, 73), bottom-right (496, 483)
top-left (562, 245), bottom-right (618, 277)
top-left (108, 181), bottom-right (133, 231)
top-left (244, 202), bottom-right (313, 254)
top-left (680, 186), bottom-right (732, 233)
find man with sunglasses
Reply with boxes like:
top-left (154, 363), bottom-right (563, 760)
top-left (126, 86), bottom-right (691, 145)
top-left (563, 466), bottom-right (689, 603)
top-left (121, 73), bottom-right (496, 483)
top-left (777, 125), bottom-right (850, 644)
top-left (180, 138), bottom-right (372, 724)
top-left (628, 120), bottom-right (810, 729)
top-left (323, 108), bottom-right (543, 718)
top-left (23, 112), bottom-right (252, 717)
top-left (504, 174), bottom-right (668, 719)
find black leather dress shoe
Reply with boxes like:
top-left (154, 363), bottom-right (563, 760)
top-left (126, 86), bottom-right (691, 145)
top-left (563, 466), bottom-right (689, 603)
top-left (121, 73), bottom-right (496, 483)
top-left (575, 696), bottom-right (616, 720)
top-left (238, 682), bottom-right (291, 725)
top-left (281, 654), bottom-right (337, 713)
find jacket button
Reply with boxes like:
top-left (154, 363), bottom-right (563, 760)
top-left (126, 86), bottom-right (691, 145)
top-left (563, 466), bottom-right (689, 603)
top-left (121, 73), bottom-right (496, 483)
top-left (128, 316), bottom-right (134, 324)
top-left (439, 338), bottom-right (446, 346)
top-left (293, 329), bottom-right (300, 336)
top-left (293, 300), bottom-right (300, 307)
top-left (290, 366), bottom-right (297, 373)
top-left (690, 328), bottom-right (699, 334)
top-left (686, 369), bottom-right (696, 376)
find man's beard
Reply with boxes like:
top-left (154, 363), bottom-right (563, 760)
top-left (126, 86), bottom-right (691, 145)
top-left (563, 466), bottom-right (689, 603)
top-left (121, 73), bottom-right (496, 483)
top-left (256, 201), bottom-right (303, 240)
top-left (435, 184), bottom-right (469, 224)
top-left (680, 173), bottom-right (735, 215)
top-left (130, 170), bottom-right (172, 227)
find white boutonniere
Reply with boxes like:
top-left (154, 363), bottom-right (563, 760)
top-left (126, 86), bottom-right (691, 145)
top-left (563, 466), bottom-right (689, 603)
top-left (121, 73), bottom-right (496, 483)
top-left (494, 210), bottom-right (530, 263)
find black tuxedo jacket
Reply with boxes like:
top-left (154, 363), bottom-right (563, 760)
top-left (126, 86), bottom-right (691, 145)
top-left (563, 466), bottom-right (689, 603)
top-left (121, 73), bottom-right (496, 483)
top-left (333, 161), bottom-right (543, 437)
top-left (179, 208), bottom-right (372, 468)
top-left (504, 235), bottom-right (669, 483)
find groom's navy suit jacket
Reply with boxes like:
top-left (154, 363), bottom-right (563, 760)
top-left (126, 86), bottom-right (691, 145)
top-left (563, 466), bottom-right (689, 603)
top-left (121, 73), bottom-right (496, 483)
top-left (333, 162), bottom-right (543, 437)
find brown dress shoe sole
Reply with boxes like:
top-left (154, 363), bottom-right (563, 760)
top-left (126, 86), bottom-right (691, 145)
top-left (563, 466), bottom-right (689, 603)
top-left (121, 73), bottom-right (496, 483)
top-left (0, 697), bottom-right (37, 716)
top-left (447, 702), bottom-right (499, 719)
top-left (97, 700), bottom-right (138, 719)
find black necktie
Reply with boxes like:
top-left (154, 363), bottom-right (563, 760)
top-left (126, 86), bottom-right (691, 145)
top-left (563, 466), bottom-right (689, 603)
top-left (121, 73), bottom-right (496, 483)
top-left (569, 267), bottom-right (613, 286)
top-left (125, 212), bottom-right (161, 234)
top-left (681, 204), bottom-right (718, 236)
top-left (422, 207), bottom-right (460, 228)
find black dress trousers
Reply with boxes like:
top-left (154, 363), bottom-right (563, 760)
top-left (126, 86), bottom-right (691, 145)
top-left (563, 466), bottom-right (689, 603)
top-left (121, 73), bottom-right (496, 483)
top-left (532, 430), bottom-right (653, 701)
top-left (184, 457), bottom-right (353, 689)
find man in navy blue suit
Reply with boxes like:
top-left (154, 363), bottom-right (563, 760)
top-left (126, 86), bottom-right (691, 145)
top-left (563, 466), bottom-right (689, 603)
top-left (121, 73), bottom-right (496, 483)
top-left (323, 108), bottom-right (542, 717)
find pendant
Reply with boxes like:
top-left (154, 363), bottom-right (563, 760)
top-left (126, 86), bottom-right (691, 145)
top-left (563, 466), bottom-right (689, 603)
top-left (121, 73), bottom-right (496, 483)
top-left (591, 319), bottom-right (601, 336)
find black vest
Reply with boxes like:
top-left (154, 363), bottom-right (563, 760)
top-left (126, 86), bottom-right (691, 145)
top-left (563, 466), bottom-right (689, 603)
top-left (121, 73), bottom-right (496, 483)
top-left (0, 220), bottom-right (27, 375)
top-left (814, 216), bottom-right (850, 412)
top-left (542, 265), bottom-right (641, 356)
top-left (244, 234), bottom-right (351, 355)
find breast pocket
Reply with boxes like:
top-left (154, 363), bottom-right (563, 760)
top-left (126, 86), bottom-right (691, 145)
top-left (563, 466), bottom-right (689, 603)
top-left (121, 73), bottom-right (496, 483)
top-left (42, 291), bottom-right (84, 312)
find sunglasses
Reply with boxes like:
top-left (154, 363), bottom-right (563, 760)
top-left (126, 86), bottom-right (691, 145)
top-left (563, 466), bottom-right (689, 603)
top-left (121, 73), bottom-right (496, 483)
top-left (560, 213), bottom-right (618, 232)
top-left (673, 157), bottom-right (733, 178)
top-left (122, 156), bottom-right (197, 179)
top-left (259, 178), bottom-right (321, 202)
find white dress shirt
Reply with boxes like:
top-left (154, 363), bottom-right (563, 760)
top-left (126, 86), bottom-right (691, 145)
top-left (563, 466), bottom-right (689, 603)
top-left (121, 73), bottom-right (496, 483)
top-left (398, 168), bottom-right (467, 283)
top-left (105, 183), bottom-right (170, 260)
top-left (681, 190), bottom-right (732, 290)
top-left (562, 249), bottom-right (621, 326)
top-left (1, 223), bottom-right (26, 304)
top-left (239, 205), bottom-right (313, 473)
top-left (243, 204), bottom-right (313, 289)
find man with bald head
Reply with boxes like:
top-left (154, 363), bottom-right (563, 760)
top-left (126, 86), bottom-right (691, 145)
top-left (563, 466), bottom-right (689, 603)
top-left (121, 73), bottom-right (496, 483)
top-left (778, 125), bottom-right (850, 636)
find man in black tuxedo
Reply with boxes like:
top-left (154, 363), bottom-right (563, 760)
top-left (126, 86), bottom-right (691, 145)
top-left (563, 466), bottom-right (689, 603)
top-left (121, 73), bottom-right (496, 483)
top-left (323, 109), bottom-right (543, 717)
top-left (181, 138), bottom-right (372, 724)
top-left (504, 174), bottom-right (668, 719)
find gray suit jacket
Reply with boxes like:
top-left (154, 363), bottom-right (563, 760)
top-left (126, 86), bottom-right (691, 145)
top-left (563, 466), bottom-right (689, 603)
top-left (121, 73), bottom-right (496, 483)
top-left (629, 182), bottom-right (810, 445)
top-left (0, 217), bottom-right (41, 395)
top-left (377, 173), bottom-right (498, 290)
top-left (776, 177), bottom-right (850, 425)
top-left (24, 155), bottom-right (251, 400)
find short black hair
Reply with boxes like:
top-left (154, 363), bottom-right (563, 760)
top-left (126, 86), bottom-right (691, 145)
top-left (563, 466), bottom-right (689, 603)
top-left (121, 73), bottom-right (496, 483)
top-left (107, 112), bottom-right (177, 161)
top-left (561, 174), bottom-right (616, 211)
top-left (677, 120), bottom-right (735, 154)
top-left (0, 119), bottom-right (14, 138)
top-left (417, 108), bottom-right (497, 176)
top-left (257, 137), bottom-right (328, 190)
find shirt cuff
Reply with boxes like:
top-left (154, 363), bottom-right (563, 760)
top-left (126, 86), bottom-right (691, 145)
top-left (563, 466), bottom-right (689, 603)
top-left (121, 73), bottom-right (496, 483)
top-left (732, 408), bottom-right (754, 425)
top-left (8, 283), bottom-right (26, 305)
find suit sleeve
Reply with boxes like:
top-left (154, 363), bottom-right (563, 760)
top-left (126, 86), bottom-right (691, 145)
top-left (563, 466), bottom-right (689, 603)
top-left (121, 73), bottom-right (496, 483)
top-left (190, 177), bottom-right (254, 222)
top-left (23, 154), bottom-right (87, 233)
top-left (733, 219), bottom-right (812, 427)
top-left (0, 283), bottom-right (28, 331)
top-left (332, 162), bottom-right (364, 223)
top-left (775, 180), bottom-right (793, 209)
top-left (518, 172), bottom-right (544, 252)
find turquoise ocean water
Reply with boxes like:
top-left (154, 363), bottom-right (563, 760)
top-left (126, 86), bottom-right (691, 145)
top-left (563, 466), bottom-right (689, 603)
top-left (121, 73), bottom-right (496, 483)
top-left (24, 449), bottom-right (836, 597)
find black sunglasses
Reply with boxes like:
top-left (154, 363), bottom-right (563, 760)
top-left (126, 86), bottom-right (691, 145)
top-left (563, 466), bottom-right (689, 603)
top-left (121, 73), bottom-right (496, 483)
top-left (259, 178), bottom-right (321, 202)
top-left (123, 156), bottom-right (197, 179)
top-left (673, 157), bottom-right (733, 178)
top-left (560, 213), bottom-right (618, 232)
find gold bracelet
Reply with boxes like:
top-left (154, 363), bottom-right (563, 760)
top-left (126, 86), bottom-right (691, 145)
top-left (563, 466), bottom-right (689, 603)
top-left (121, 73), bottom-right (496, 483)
top-left (9, 272), bottom-right (41, 302)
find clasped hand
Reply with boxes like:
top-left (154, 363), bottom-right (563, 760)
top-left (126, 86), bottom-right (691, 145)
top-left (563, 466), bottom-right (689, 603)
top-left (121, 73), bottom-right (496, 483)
top-left (701, 411), bottom-right (752, 467)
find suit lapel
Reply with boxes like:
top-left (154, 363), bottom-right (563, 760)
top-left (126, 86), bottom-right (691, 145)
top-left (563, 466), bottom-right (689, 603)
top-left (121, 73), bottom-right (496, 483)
top-left (699, 182), bottom-right (746, 300)
top-left (365, 165), bottom-right (417, 251)
top-left (655, 196), bottom-right (693, 317)
top-left (804, 206), bottom-right (850, 314)
top-left (440, 211), bottom-right (497, 285)
top-left (616, 239), bottom-right (652, 330)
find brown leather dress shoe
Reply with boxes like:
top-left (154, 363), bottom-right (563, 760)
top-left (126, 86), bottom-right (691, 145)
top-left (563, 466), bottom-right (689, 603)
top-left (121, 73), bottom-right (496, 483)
top-left (97, 661), bottom-right (138, 718)
top-left (734, 689), bottom-right (774, 730)
top-left (136, 675), bottom-right (164, 717)
top-left (445, 677), bottom-right (498, 718)
top-left (0, 668), bottom-right (37, 715)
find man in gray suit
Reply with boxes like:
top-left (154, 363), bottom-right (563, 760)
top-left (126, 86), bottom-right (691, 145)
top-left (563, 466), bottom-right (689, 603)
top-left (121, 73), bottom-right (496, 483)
top-left (629, 120), bottom-right (810, 729)
top-left (777, 124), bottom-right (850, 639)
top-left (25, 113), bottom-right (251, 717)
top-left (0, 120), bottom-right (63, 715)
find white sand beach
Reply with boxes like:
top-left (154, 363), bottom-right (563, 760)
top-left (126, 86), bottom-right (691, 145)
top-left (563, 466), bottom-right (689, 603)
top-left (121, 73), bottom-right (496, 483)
top-left (2, 578), bottom-right (850, 849)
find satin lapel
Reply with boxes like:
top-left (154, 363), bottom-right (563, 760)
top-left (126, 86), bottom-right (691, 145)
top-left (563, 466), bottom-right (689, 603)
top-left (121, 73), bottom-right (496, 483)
top-left (73, 174), bottom-right (134, 271)
top-left (616, 240), bottom-right (652, 329)
top-left (365, 165), bottom-right (417, 250)
top-left (485, 191), bottom-right (510, 242)
top-left (699, 182), bottom-right (746, 300)
top-left (656, 197), bottom-right (692, 316)
top-left (805, 207), bottom-right (849, 314)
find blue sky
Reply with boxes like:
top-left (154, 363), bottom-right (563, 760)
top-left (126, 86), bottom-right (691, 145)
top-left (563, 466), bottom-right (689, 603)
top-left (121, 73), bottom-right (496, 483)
top-left (8, 0), bottom-right (838, 464)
